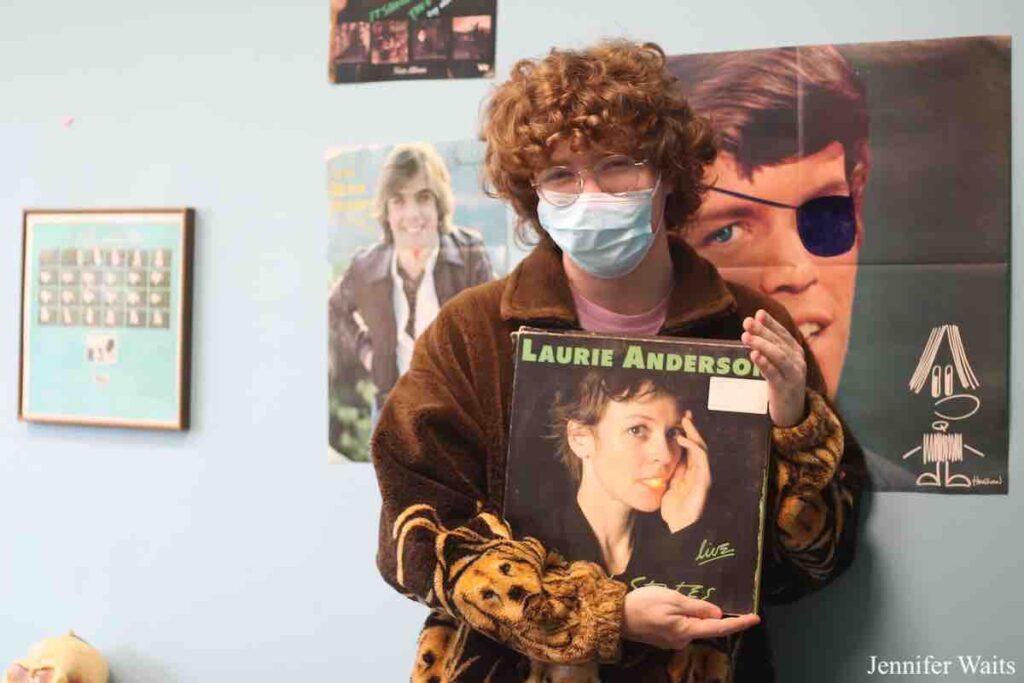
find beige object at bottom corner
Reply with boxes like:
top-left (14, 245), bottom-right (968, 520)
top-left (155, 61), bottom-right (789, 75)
top-left (4, 631), bottom-right (109, 683)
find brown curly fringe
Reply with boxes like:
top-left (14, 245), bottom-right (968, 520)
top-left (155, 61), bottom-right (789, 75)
top-left (480, 39), bottom-right (718, 244)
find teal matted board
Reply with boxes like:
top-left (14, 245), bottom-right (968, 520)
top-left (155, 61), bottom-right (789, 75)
top-left (19, 209), bottom-right (194, 430)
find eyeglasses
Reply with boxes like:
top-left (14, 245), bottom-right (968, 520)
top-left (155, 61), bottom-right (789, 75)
top-left (708, 187), bottom-right (857, 257)
top-left (533, 155), bottom-right (653, 207)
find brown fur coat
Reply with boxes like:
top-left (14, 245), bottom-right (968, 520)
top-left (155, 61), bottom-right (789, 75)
top-left (372, 235), bottom-right (864, 682)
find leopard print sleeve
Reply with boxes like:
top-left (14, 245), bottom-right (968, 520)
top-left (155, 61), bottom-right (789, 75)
top-left (390, 504), bottom-right (626, 665)
top-left (761, 388), bottom-right (859, 601)
top-left (372, 300), bottom-right (627, 667)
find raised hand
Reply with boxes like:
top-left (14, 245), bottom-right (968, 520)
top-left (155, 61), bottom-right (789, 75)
top-left (660, 411), bottom-right (712, 533)
top-left (741, 309), bottom-right (807, 428)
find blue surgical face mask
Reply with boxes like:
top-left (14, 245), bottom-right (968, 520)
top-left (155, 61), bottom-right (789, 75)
top-left (537, 181), bottom-right (662, 280)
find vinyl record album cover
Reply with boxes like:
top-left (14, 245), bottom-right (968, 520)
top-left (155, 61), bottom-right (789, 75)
top-left (503, 328), bottom-right (772, 615)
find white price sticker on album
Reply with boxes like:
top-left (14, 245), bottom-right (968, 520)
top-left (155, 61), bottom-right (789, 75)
top-left (707, 377), bottom-right (769, 415)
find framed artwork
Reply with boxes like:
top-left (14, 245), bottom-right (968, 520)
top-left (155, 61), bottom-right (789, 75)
top-left (18, 208), bottom-right (195, 430)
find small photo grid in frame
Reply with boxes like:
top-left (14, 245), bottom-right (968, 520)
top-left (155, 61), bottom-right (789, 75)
top-left (19, 209), bottom-right (195, 430)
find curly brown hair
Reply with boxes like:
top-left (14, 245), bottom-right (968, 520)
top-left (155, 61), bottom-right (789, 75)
top-left (481, 40), bottom-right (718, 243)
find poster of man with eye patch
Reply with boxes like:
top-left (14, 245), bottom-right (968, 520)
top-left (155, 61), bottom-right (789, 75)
top-left (667, 36), bottom-right (1010, 493)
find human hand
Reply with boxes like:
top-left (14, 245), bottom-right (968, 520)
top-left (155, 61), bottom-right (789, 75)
top-left (623, 586), bottom-right (760, 650)
top-left (660, 411), bottom-right (711, 533)
top-left (741, 309), bottom-right (807, 427)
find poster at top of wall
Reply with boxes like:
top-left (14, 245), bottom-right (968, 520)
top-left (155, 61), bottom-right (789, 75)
top-left (667, 36), bottom-right (1010, 493)
top-left (326, 139), bottom-right (513, 462)
top-left (329, 0), bottom-right (497, 83)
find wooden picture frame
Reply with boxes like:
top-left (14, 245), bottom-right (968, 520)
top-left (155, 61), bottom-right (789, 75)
top-left (18, 208), bottom-right (195, 430)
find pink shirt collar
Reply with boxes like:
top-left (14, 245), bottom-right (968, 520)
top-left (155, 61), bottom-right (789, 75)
top-left (570, 287), bottom-right (669, 336)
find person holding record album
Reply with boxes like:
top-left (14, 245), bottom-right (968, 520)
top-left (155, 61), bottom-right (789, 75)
top-left (549, 371), bottom-right (711, 577)
top-left (370, 39), bottom-right (865, 683)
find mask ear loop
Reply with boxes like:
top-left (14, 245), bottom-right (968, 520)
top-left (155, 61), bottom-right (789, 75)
top-left (650, 175), bottom-right (666, 236)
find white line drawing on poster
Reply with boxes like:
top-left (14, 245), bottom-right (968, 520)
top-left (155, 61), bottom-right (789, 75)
top-left (908, 324), bottom-right (979, 394)
top-left (902, 430), bottom-right (985, 488)
top-left (905, 324), bottom-right (986, 488)
top-left (933, 394), bottom-right (981, 421)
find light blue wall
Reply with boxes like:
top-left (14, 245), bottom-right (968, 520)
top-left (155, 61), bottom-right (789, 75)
top-left (0, 1), bottom-right (1020, 680)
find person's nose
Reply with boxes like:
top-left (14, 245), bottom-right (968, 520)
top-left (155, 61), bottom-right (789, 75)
top-left (390, 205), bottom-right (409, 225)
top-left (647, 434), bottom-right (675, 469)
top-left (758, 213), bottom-right (819, 295)
top-left (397, 206), bottom-right (420, 227)
top-left (580, 169), bottom-right (602, 194)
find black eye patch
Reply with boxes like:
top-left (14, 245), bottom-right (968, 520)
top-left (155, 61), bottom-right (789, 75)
top-left (708, 187), bottom-right (857, 257)
top-left (796, 195), bottom-right (857, 257)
